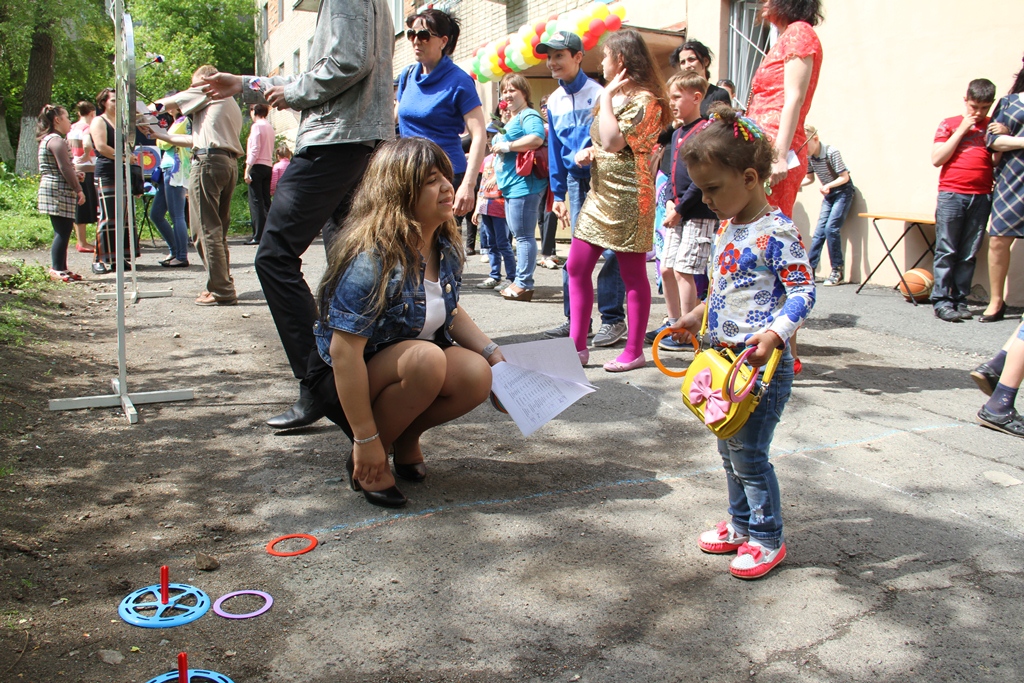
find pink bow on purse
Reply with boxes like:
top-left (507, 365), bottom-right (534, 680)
top-left (688, 368), bottom-right (732, 425)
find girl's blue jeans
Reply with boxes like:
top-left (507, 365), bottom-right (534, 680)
top-left (717, 350), bottom-right (794, 550)
top-left (505, 191), bottom-right (543, 290)
top-left (480, 214), bottom-right (515, 281)
top-left (150, 177), bottom-right (189, 262)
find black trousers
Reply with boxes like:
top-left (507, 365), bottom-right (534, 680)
top-left (254, 142), bottom-right (375, 385)
top-left (247, 163), bottom-right (272, 242)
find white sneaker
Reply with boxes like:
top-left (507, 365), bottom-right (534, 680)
top-left (480, 254), bottom-right (490, 263)
top-left (476, 277), bottom-right (501, 289)
top-left (729, 541), bottom-right (786, 579)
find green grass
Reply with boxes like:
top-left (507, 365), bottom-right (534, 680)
top-left (0, 168), bottom-right (252, 250)
top-left (0, 262), bottom-right (60, 346)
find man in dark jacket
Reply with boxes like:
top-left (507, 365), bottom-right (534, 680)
top-left (201, 0), bottom-right (395, 429)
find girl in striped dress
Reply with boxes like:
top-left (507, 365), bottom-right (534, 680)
top-left (36, 105), bottom-right (86, 282)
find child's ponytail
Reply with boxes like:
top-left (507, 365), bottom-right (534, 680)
top-left (680, 104), bottom-right (776, 181)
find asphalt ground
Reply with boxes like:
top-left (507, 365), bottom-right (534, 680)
top-left (10, 237), bottom-right (1024, 682)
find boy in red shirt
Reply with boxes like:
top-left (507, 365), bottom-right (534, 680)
top-left (930, 79), bottom-right (996, 322)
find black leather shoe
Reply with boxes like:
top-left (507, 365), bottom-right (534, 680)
top-left (934, 306), bottom-right (962, 322)
top-left (979, 302), bottom-right (1007, 323)
top-left (346, 453), bottom-right (408, 507)
top-left (266, 398), bottom-right (324, 429)
top-left (394, 461), bottom-right (427, 483)
top-left (970, 363), bottom-right (1000, 396)
top-left (977, 406), bottom-right (1024, 438)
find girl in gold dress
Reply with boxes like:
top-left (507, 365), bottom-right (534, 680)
top-left (567, 30), bottom-right (671, 372)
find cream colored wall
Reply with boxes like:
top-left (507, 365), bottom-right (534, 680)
top-left (688, 0), bottom-right (1024, 305)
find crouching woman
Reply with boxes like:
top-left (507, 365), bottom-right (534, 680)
top-left (309, 138), bottom-right (505, 509)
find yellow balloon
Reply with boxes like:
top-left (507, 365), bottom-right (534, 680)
top-left (611, 4), bottom-right (627, 20)
top-left (593, 4), bottom-right (610, 20)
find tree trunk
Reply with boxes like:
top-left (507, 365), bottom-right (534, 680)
top-left (0, 98), bottom-right (15, 165)
top-left (14, 28), bottom-right (55, 175)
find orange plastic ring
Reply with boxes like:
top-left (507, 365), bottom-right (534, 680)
top-left (651, 328), bottom-right (699, 378)
top-left (266, 534), bottom-right (318, 557)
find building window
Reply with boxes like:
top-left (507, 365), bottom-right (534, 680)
top-left (260, 3), bottom-right (268, 42)
top-left (293, 49), bottom-right (301, 75)
top-left (727, 0), bottom-right (772, 106)
top-left (392, 0), bottom-right (405, 35)
top-left (278, 0), bottom-right (285, 23)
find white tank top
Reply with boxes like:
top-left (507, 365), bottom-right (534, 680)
top-left (416, 279), bottom-right (445, 340)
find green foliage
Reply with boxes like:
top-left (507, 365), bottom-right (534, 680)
top-left (0, 169), bottom-right (52, 249)
top-left (0, 261), bottom-right (58, 346)
top-left (131, 0), bottom-right (257, 99)
top-left (0, 0), bottom-right (113, 153)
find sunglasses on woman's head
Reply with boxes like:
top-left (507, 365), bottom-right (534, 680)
top-left (406, 29), bottom-right (439, 42)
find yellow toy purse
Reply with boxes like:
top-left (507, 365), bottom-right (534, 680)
top-left (652, 314), bottom-right (782, 441)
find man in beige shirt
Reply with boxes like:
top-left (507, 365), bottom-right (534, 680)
top-left (151, 65), bottom-right (243, 305)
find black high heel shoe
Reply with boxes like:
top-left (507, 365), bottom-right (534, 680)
top-left (345, 453), bottom-right (407, 508)
top-left (393, 460), bottom-right (427, 483)
top-left (979, 302), bottom-right (1007, 323)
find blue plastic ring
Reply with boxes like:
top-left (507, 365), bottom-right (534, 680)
top-left (118, 583), bottom-right (210, 628)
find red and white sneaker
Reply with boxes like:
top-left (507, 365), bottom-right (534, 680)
top-left (729, 541), bottom-right (786, 579)
top-left (698, 521), bottom-right (749, 554)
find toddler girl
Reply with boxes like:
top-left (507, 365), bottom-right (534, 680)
top-left (672, 107), bottom-right (816, 579)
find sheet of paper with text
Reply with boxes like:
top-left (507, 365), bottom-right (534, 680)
top-left (489, 338), bottom-right (596, 437)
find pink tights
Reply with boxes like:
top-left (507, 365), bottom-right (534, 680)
top-left (566, 238), bottom-right (651, 363)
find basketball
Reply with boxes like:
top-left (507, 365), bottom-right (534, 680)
top-left (897, 268), bottom-right (933, 302)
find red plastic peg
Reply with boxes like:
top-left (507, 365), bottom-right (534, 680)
top-left (160, 565), bottom-right (169, 604)
top-left (177, 652), bottom-right (188, 682)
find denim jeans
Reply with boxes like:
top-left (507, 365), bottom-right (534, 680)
top-left (150, 177), bottom-right (189, 262)
top-left (561, 174), bottom-right (626, 323)
top-left (931, 191), bottom-right (991, 308)
top-left (807, 184), bottom-right (854, 271)
top-left (505, 191), bottom-right (543, 290)
top-left (480, 214), bottom-right (515, 280)
top-left (717, 350), bottom-right (794, 550)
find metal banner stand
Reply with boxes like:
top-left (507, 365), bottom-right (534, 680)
top-left (49, 3), bottom-right (193, 423)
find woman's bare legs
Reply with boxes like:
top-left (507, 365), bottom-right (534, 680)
top-left (360, 342), bottom-right (490, 490)
top-left (983, 236), bottom-right (1014, 316)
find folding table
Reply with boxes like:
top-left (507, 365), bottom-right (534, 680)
top-left (855, 212), bottom-right (936, 306)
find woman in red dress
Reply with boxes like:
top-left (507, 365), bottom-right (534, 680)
top-left (746, 0), bottom-right (824, 217)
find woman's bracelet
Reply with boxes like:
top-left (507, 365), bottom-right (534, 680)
top-left (481, 342), bottom-right (499, 359)
top-left (353, 432), bottom-right (379, 445)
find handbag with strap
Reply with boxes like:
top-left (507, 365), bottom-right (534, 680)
top-left (652, 229), bottom-right (783, 440)
top-left (513, 111), bottom-right (548, 179)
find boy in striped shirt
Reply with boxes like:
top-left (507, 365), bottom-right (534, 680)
top-left (801, 125), bottom-right (855, 286)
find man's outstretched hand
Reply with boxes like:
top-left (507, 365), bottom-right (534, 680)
top-left (200, 73), bottom-right (243, 99)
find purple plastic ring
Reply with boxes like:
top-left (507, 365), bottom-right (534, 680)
top-left (212, 590), bottom-right (273, 619)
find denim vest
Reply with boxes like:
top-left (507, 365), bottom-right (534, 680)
top-left (315, 236), bottom-right (463, 364)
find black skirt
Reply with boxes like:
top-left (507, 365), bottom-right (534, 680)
top-left (75, 171), bottom-right (99, 224)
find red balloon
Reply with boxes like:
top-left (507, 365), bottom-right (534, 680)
top-left (533, 45), bottom-right (543, 60)
top-left (497, 43), bottom-right (507, 58)
top-left (590, 19), bottom-right (606, 37)
top-left (548, 13), bottom-right (558, 21)
top-left (470, 72), bottom-right (478, 81)
top-left (605, 15), bottom-right (622, 31)
top-left (530, 35), bottom-right (540, 47)
top-left (534, 21), bottom-right (547, 35)
top-left (583, 33), bottom-right (598, 52)
top-left (473, 47), bottom-right (480, 57)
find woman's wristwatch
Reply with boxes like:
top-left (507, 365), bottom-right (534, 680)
top-left (481, 342), bottom-right (499, 359)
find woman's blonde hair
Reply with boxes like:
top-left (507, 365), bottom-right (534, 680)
top-left (317, 137), bottom-right (463, 323)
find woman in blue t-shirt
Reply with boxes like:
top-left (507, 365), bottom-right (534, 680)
top-left (491, 73), bottom-right (547, 301)
top-left (397, 8), bottom-right (487, 218)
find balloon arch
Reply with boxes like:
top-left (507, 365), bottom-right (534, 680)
top-left (465, 1), bottom-right (629, 84)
